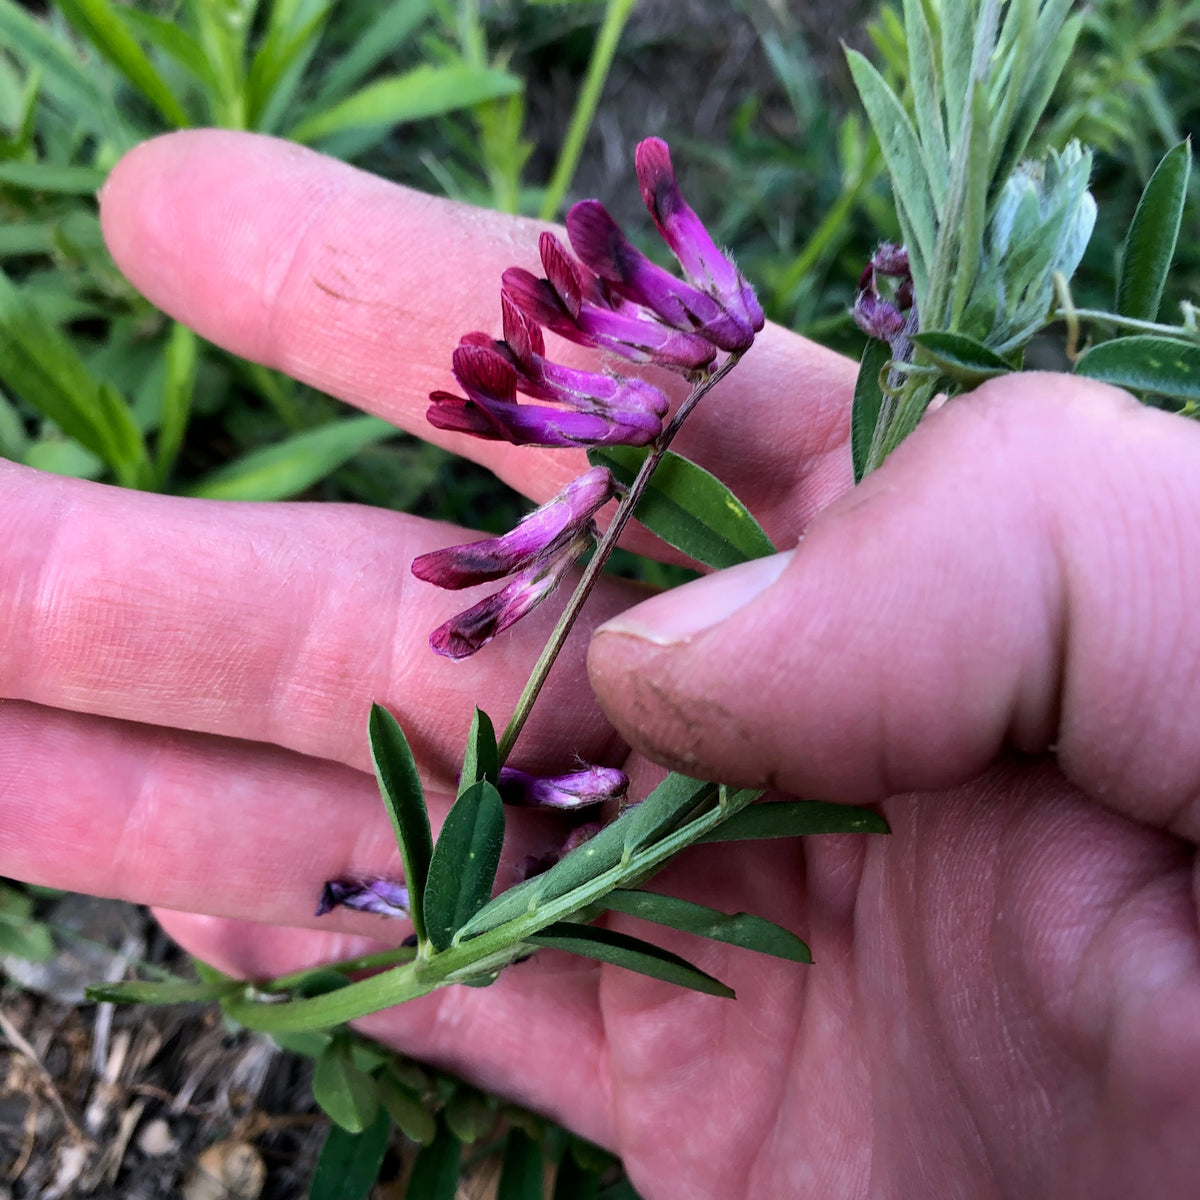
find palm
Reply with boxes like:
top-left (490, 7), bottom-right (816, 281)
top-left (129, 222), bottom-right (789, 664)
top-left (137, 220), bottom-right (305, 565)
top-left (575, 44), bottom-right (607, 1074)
top-left (2, 130), bottom-right (1197, 1200)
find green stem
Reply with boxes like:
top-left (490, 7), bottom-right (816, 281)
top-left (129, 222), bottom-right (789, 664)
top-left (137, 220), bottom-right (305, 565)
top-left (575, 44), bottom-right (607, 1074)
top-left (538, 0), bottom-right (638, 221)
top-left (1052, 307), bottom-right (1200, 340)
top-left (496, 353), bottom-right (743, 764)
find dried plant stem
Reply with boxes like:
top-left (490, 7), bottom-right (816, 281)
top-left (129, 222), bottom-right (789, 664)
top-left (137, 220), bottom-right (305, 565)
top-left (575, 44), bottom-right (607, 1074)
top-left (497, 352), bottom-right (745, 763)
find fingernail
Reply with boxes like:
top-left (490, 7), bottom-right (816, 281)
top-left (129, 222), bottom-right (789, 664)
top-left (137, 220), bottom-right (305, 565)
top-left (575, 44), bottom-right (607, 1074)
top-left (596, 550), bottom-right (793, 645)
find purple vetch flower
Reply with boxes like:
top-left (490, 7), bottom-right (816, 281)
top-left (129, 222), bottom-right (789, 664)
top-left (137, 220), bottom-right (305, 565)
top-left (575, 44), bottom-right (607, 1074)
top-left (429, 527), bottom-right (595, 661)
top-left (412, 467), bottom-right (618, 590)
top-left (853, 243), bottom-right (915, 344)
top-left (634, 137), bottom-right (764, 346)
top-left (427, 342), bottom-right (663, 447)
top-left (316, 878), bottom-right (410, 919)
top-left (498, 765), bottom-right (629, 810)
top-left (502, 233), bottom-right (718, 372)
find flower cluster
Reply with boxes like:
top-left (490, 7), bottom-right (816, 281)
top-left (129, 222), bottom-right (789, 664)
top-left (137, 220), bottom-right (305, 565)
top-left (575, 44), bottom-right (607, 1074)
top-left (852, 243), bottom-right (914, 346)
top-left (417, 137), bottom-right (762, 662)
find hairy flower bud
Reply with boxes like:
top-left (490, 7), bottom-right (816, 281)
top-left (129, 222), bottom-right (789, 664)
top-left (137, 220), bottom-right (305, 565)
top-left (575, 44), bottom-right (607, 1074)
top-left (498, 765), bottom-right (629, 810)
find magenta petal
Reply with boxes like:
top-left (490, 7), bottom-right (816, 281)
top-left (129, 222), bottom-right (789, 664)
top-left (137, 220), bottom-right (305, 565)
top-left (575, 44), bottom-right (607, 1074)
top-left (635, 137), bottom-right (764, 342)
top-left (413, 468), bottom-right (617, 589)
top-left (316, 878), bottom-right (410, 919)
top-left (498, 765), bottom-right (629, 809)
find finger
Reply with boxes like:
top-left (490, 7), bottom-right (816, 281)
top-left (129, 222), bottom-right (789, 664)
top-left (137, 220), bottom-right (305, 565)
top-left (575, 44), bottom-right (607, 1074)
top-left (0, 699), bottom-right (577, 923)
top-left (587, 374), bottom-right (1200, 841)
top-left (0, 461), bottom-right (635, 783)
top-left (99, 130), bottom-right (856, 537)
top-left (153, 909), bottom-right (615, 1149)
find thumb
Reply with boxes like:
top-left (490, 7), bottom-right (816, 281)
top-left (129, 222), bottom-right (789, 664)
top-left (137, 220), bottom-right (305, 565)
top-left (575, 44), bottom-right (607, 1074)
top-left (587, 373), bottom-right (1200, 840)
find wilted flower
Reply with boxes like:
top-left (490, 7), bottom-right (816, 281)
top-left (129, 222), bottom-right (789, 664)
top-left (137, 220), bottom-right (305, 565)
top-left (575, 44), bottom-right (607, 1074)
top-left (316, 878), bottom-right (410, 919)
top-left (498, 765), bottom-right (629, 810)
top-left (853, 243), bottom-right (914, 343)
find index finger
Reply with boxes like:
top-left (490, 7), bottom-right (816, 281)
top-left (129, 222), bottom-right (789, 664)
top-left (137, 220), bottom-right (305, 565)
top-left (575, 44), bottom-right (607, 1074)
top-left (99, 130), bottom-right (856, 541)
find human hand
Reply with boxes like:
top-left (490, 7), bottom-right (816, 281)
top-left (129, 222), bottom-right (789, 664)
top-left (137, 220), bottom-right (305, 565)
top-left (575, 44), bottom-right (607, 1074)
top-left (2, 130), bottom-right (1197, 1199)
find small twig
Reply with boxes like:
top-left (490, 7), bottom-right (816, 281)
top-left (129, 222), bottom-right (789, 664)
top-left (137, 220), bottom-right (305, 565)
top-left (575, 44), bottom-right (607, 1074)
top-left (0, 1006), bottom-right (91, 1146)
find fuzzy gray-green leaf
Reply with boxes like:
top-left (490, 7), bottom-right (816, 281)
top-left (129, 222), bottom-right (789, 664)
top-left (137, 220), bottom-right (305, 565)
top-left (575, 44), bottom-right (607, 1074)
top-left (528, 923), bottom-right (735, 998)
top-left (1074, 336), bottom-right (1200, 403)
top-left (424, 780), bottom-right (505, 952)
top-left (1117, 140), bottom-right (1192, 323)
top-left (587, 446), bottom-right (774, 568)
top-left (603, 890), bottom-right (812, 964)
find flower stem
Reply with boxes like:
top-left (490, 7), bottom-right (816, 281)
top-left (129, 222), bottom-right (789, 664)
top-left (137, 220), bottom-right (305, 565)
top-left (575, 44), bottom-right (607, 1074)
top-left (496, 352), bottom-right (744, 764)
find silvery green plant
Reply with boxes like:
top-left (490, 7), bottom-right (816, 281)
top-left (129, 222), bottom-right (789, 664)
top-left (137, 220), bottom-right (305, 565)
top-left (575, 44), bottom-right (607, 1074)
top-left (848, 0), bottom-right (1200, 482)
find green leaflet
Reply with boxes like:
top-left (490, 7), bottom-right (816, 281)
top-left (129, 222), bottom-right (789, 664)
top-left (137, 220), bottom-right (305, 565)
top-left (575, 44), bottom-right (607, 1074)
top-left (459, 707), bottom-right (499, 794)
top-left (603, 890), bottom-right (811, 964)
top-left (405, 1122), bottom-right (463, 1200)
top-left (552, 1148), bottom-right (602, 1200)
top-left (851, 338), bottom-right (891, 483)
top-left (910, 330), bottom-right (1016, 387)
top-left (184, 416), bottom-right (396, 500)
top-left (308, 1108), bottom-right (391, 1200)
top-left (312, 1039), bottom-right (379, 1134)
top-left (377, 1073), bottom-right (436, 1146)
top-left (367, 704), bottom-right (432, 945)
top-left (1117, 140), bottom-right (1192, 323)
top-left (1074, 336), bottom-right (1200, 404)
top-left (423, 780), bottom-right (505, 952)
top-left (696, 799), bottom-right (890, 841)
top-left (528, 922), bottom-right (735, 998)
top-left (85, 977), bottom-right (241, 1005)
top-left (587, 446), bottom-right (774, 569)
top-left (497, 1129), bottom-right (544, 1200)
top-left (289, 62), bottom-right (522, 143)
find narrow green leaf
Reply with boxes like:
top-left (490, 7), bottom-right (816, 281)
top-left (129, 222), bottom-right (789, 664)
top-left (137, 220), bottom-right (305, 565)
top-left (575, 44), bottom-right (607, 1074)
top-left (156, 321), bottom-right (196, 487)
top-left (498, 1130), bottom-right (544, 1200)
top-left (85, 977), bottom-right (241, 1005)
top-left (1074, 336), bottom-right (1200, 403)
top-left (1117, 140), bottom-right (1192, 323)
top-left (851, 338), bottom-right (891, 484)
top-left (311, 0), bottom-right (431, 107)
top-left (455, 774), bottom-right (717, 940)
top-left (910, 330), bottom-right (1015, 386)
top-left (53, 0), bottom-right (190, 127)
top-left (938, 0), bottom-right (972, 146)
top-left (0, 0), bottom-right (124, 143)
top-left (0, 922), bottom-right (53, 961)
top-left (947, 79), bottom-right (992, 330)
top-left (552, 1147), bottom-right (601, 1200)
top-left (587, 446), bottom-right (775, 569)
top-left (289, 63), bottom-right (522, 143)
top-left (603, 890), bottom-right (811, 964)
top-left (309, 1107), bottom-right (391, 1200)
top-left (423, 780), bottom-right (505, 952)
top-left (0, 162), bottom-right (107, 194)
top-left (115, 8), bottom-right (218, 92)
top-left (368, 704), bottom-right (432, 945)
top-left (846, 48), bottom-right (937, 282)
top-left (528, 923), bottom-right (735, 998)
top-left (697, 799), bottom-right (889, 841)
top-left (245, 3), bottom-right (330, 132)
top-left (0, 267), bottom-right (149, 485)
top-left (377, 1074), bottom-right (436, 1146)
top-left (313, 1039), bottom-right (379, 1134)
top-left (903, 0), bottom-right (946, 205)
top-left (184, 415), bottom-right (396, 500)
top-left (405, 1122), bottom-right (462, 1200)
top-left (459, 707), bottom-right (499, 794)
